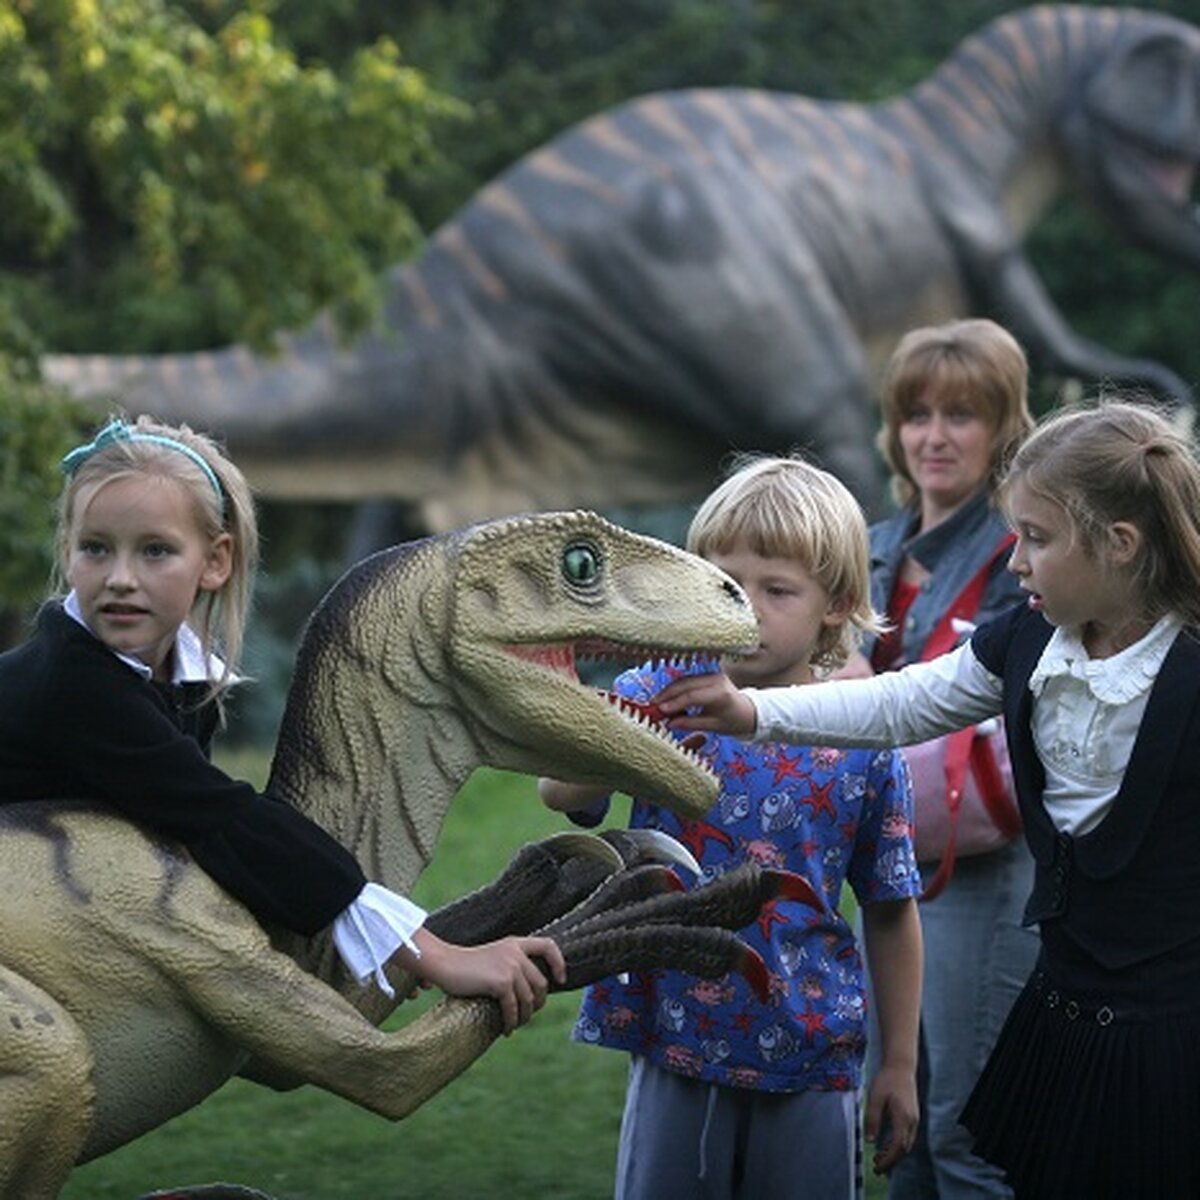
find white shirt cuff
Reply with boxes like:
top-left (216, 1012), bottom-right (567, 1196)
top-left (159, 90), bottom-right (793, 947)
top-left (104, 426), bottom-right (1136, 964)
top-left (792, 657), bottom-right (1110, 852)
top-left (332, 882), bottom-right (427, 998)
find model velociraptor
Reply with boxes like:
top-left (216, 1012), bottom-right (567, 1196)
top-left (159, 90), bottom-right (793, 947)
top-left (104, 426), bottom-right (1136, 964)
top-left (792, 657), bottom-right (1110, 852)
top-left (0, 511), bottom-right (820, 1196)
top-left (43, 5), bottom-right (1199, 521)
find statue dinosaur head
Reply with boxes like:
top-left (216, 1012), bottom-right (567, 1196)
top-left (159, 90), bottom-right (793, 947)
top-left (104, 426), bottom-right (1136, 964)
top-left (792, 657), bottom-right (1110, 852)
top-left (1063, 9), bottom-right (1200, 270)
top-left (445, 510), bottom-right (758, 817)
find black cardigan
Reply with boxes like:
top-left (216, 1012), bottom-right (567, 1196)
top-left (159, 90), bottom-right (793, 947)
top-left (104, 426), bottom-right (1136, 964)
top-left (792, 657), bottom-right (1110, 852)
top-left (0, 603), bottom-right (366, 935)
top-left (973, 604), bottom-right (1200, 973)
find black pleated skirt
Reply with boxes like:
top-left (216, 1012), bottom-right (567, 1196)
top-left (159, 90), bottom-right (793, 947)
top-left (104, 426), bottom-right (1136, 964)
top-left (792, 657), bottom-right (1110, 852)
top-left (962, 962), bottom-right (1200, 1199)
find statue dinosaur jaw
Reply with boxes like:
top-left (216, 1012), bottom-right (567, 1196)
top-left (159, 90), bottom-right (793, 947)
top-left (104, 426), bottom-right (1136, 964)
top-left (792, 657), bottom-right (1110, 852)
top-left (494, 640), bottom-right (737, 819)
top-left (1098, 125), bottom-right (1199, 215)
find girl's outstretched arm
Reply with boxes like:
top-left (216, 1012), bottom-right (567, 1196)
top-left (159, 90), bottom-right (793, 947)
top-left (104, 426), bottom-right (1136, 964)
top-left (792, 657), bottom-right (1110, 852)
top-left (396, 930), bottom-right (568, 1034)
top-left (653, 669), bottom-right (758, 737)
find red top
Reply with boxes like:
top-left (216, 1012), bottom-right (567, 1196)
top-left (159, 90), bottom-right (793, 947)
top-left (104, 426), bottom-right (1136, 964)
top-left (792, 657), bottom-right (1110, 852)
top-left (872, 576), bottom-right (920, 672)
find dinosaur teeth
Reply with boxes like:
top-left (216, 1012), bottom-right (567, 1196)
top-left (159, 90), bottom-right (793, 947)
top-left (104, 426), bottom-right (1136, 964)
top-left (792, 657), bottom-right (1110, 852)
top-left (603, 693), bottom-right (718, 781)
top-left (607, 693), bottom-right (668, 727)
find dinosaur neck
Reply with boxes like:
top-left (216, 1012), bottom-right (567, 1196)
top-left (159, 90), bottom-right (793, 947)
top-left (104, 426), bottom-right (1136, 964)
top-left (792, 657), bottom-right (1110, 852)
top-left (266, 541), bottom-right (478, 894)
top-left (881, 6), bottom-right (1117, 235)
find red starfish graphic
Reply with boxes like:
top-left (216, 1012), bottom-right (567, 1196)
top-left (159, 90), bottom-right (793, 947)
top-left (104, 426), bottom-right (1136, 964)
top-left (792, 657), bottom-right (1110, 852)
top-left (796, 1004), bottom-right (829, 1043)
top-left (756, 897), bottom-right (792, 940)
top-left (770, 750), bottom-right (808, 785)
top-left (804, 778), bottom-right (838, 821)
top-left (732, 1010), bottom-right (757, 1036)
top-left (725, 754), bottom-right (753, 779)
top-left (674, 819), bottom-right (735, 860)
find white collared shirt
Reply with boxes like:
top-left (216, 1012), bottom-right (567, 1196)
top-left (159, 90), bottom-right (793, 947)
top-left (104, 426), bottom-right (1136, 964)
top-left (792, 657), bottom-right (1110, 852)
top-left (1027, 614), bottom-right (1181, 835)
top-left (63, 589), bottom-right (225, 684)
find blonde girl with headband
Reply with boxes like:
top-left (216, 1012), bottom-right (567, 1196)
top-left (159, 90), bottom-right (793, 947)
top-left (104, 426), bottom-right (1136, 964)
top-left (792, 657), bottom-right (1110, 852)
top-left (652, 399), bottom-right (1200, 1198)
top-left (0, 414), bottom-right (564, 1032)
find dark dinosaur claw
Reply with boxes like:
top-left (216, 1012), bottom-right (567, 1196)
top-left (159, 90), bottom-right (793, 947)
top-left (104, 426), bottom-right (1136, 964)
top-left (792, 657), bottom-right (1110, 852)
top-left (554, 922), bottom-right (763, 996)
top-left (762, 869), bottom-right (824, 912)
top-left (599, 827), bottom-right (702, 873)
top-left (538, 862), bottom-right (684, 940)
top-left (737, 945), bottom-right (770, 1003)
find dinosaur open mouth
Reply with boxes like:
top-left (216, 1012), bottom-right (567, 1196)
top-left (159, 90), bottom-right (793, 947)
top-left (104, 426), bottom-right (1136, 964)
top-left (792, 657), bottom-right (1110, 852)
top-left (1135, 146), bottom-right (1195, 205)
top-left (503, 642), bottom-right (702, 735)
top-left (1111, 129), bottom-right (1197, 207)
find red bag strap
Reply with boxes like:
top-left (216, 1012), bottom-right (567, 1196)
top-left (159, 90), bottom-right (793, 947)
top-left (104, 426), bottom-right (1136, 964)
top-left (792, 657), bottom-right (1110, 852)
top-left (917, 533), bottom-right (1016, 902)
top-left (918, 532), bottom-right (1016, 663)
top-left (918, 727), bottom-right (973, 900)
top-left (970, 732), bottom-right (1022, 838)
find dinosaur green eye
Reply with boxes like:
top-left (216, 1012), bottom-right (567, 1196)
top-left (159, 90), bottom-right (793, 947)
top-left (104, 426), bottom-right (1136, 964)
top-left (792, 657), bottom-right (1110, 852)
top-left (562, 541), bottom-right (602, 586)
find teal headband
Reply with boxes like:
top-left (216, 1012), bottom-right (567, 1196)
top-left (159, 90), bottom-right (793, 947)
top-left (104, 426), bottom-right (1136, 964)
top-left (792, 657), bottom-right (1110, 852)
top-left (60, 419), bottom-right (226, 515)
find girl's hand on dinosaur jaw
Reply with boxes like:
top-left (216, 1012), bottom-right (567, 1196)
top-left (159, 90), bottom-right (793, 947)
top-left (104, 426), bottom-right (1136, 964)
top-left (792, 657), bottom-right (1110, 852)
top-left (652, 672), bottom-right (758, 738)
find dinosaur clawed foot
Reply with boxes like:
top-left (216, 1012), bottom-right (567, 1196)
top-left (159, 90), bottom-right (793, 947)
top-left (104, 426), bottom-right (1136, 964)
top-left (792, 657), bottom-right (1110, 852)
top-left (425, 831), bottom-right (818, 1006)
top-left (555, 921), bottom-right (772, 1001)
top-left (541, 861), bottom-right (822, 1003)
top-left (545, 860), bottom-right (821, 945)
top-left (423, 828), bottom-right (701, 948)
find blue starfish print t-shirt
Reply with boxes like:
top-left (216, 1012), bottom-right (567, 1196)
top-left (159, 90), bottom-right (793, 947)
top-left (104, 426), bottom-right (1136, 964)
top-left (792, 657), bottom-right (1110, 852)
top-left (572, 659), bottom-right (919, 1093)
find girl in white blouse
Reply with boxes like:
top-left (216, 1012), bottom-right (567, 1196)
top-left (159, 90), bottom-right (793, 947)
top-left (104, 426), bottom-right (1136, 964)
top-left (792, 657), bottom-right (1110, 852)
top-left (653, 399), bottom-right (1200, 1200)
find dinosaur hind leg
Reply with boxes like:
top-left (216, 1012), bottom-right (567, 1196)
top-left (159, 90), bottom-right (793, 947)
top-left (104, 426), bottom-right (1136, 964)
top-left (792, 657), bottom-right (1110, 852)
top-left (0, 964), bottom-right (94, 1196)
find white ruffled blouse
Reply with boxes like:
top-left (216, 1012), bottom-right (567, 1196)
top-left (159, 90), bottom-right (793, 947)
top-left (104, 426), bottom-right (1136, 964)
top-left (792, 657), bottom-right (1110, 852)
top-left (747, 612), bottom-right (1183, 839)
top-left (1025, 614), bottom-right (1181, 835)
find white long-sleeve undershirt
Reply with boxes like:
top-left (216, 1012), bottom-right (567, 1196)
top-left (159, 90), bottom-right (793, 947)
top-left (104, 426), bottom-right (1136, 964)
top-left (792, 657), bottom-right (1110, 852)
top-left (745, 616), bottom-right (1182, 838)
top-left (746, 642), bottom-right (1002, 749)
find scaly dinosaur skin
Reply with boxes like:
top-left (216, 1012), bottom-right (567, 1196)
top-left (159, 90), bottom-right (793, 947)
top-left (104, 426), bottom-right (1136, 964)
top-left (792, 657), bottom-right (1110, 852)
top-left (0, 511), bottom-right (773, 1196)
top-left (43, 6), bottom-right (1200, 523)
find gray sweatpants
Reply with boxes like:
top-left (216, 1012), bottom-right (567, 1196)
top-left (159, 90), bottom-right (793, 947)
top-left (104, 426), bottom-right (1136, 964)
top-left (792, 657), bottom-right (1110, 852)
top-left (614, 1056), bottom-right (862, 1200)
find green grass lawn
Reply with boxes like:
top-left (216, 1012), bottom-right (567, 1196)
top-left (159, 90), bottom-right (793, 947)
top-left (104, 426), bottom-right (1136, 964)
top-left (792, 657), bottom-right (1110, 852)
top-left (62, 758), bottom-right (890, 1199)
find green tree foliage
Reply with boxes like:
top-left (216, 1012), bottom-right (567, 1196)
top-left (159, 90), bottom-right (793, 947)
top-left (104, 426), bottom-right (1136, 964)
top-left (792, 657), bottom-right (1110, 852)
top-left (0, 306), bottom-right (88, 640)
top-left (0, 0), bottom-right (464, 631)
top-left (0, 0), bottom-right (465, 352)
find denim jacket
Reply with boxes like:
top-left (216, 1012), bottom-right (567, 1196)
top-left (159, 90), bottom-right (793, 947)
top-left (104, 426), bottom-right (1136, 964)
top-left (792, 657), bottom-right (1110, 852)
top-left (864, 488), bottom-right (1023, 665)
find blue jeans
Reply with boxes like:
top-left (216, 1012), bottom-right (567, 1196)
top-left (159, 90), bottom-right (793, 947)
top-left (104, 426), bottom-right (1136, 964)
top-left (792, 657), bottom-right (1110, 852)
top-left (872, 840), bottom-right (1038, 1200)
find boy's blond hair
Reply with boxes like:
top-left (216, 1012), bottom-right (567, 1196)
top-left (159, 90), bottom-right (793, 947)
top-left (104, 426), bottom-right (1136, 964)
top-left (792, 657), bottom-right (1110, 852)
top-left (687, 454), bottom-right (884, 671)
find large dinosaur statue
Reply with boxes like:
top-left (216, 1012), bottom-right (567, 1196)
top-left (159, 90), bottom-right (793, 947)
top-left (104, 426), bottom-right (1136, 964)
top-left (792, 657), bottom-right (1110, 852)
top-left (43, 5), bottom-right (1199, 523)
top-left (0, 510), bottom-right (821, 1197)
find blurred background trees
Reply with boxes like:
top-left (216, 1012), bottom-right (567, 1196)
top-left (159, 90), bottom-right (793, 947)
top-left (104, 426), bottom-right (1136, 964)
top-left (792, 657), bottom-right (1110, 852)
top-left (4, 0), bottom-right (1200, 717)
